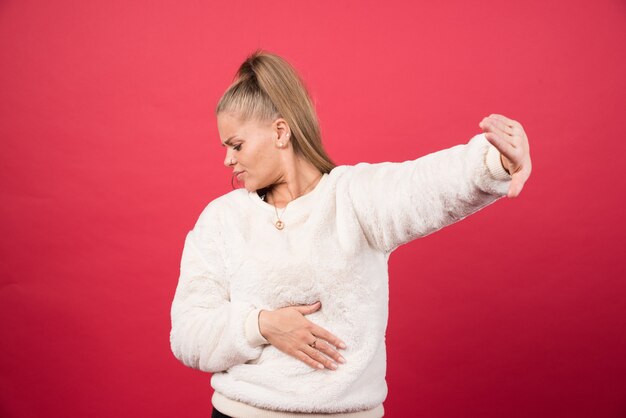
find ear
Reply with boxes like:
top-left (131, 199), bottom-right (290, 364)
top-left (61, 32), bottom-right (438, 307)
top-left (273, 118), bottom-right (291, 148)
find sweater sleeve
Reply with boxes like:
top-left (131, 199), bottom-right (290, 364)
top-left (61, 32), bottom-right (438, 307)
top-left (169, 219), bottom-right (265, 373)
top-left (346, 133), bottom-right (512, 253)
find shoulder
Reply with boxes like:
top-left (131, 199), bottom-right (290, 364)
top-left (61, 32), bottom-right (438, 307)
top-left (194, 188), bottom-right (250, 230)
top-left (328, 161), bottom-right (397, 184)
top-left (326, 164), bottom-right (364, 181)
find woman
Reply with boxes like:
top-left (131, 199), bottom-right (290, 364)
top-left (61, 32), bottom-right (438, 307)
top-left (170, 50), bottom-right (531, 418)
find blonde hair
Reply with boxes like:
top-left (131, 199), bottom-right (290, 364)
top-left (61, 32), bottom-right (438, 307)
top-left (216, 50), bottom-right (335, 174)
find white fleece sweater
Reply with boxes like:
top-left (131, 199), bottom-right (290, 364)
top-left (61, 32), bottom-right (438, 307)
top-left (170, 133), bottom-right (512, 417)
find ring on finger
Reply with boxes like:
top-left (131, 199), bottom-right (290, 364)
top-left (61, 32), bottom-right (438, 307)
top-left (309, 338), bottom-right (317, 349)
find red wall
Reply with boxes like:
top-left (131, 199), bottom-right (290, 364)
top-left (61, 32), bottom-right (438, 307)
top-left (1, 1), bottom-right (625, 417)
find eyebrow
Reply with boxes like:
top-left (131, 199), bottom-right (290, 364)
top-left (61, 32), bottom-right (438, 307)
top-left (221, 135), bottom-right (238, 147)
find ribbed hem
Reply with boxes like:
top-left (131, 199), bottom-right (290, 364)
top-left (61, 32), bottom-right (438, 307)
top-left (245, 308), bottom-right (268, 347)
top-left (212, 392), bottom-right (384, 418)
top-left (485, 143), bottom-right (512, 181)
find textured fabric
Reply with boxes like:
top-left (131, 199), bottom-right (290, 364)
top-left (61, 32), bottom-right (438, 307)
top-left (212, 391), bottom-right (384, 418)
top-left (245, 307), bottom-right (268, 347)
top-left (170, 133), bottom-right (511, 414)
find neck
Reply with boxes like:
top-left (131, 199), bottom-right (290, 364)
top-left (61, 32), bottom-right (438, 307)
top-left (266, 157), bottom-right (323, 208)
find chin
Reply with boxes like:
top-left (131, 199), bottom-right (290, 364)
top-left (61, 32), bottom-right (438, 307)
top-left (246, 182), bottom-right (272, 194)
top-left (242, 179), bottom-right (259, 192)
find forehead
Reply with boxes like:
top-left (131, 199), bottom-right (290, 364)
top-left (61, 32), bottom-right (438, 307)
top-left (217, 112), bottom-right (272, 137)
top-left (217, 112), bottom-right (243, 132)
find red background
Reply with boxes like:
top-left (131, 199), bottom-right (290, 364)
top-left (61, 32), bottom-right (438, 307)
top-left (1, 1), bottom-right (625, 417)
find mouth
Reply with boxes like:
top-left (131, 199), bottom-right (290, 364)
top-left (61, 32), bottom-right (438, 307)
top-left (234, 171), bottom-right (245, 181)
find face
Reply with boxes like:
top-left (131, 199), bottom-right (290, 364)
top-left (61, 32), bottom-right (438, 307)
top-left (217, 111), bottom-right (288, 191)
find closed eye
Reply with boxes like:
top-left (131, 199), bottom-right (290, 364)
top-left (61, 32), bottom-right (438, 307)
top-left (233, 144), bottom-right (242, 151)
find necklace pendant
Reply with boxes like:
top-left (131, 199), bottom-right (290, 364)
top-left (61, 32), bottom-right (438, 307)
top-left (275, 220), bottom-right (284, 230)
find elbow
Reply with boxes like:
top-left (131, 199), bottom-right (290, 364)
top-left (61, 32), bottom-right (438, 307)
top-left (169, 327), bottom-right (199, 370)
top-left (169, 326), bottom-right (225, 374)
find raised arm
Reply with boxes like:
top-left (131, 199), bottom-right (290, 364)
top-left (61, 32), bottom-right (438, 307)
top-left (345, 115), bottom-right (530, 253)
top-left (169, 212), bottom-right (264, 373)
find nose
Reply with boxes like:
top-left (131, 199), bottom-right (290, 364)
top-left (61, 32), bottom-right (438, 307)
top-left (224, 149), bottom-right (235, 167)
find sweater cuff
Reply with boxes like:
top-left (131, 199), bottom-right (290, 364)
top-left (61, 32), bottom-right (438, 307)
top-left (485, 143), bottom-right (513, 181)
top-left (245, 308), bottom-right (269, 347)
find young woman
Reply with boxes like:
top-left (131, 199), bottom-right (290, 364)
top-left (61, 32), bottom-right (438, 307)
top-left (170, 50), bottom-right (532, 418)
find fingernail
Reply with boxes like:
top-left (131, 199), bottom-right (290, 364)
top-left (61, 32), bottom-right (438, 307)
top-left (338, 356), bottom-right (346, 364)
top-left (329, 362), bottom-right (338, 370)
top-left (318, 363), bottom-right (324, 369)
top-left (339, 342), bottom-right (347, 349)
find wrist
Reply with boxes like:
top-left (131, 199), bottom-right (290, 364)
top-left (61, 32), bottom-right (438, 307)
top-left (485, 142), bottom-right (512, 181)
top-left (258, 310), bottom-right (267, 339)
top-left (245, 308), bottom-right (270, 347)
top-left (500, 153), bottom-right (511, 175)
top-left (258, 309), bottom-right (274, 342)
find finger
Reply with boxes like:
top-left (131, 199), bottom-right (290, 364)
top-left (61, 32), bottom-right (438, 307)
top-left (489, 115), bottom-right (528, 146)
top-left (480, 118), bottom-right (515, 143)
top-left (484, 131), bottom-right (516, 162)
top-left (314, 338), bottom-right (347, 364)
top-left (301, 344), bottom-right (338, 370)
top-left (490, 117), bottom-right (515, 137)
top-left (292, 301), bottom-right (321, 315)
top-left (488, 113), bottom-right (519, 129)
top-left (293, 349), bottom-right (325, 370)
top-left (310, 324), bottom-right (347, 349)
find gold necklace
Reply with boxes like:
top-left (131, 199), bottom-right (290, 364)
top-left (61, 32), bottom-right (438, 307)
top-left (269, 174), bottom-right (322, 230)
top-left (273, 204), bottom-right (287, 230)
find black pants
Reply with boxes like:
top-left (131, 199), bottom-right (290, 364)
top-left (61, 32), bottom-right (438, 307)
top-left (211, 407), bottom-right (232, 418)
